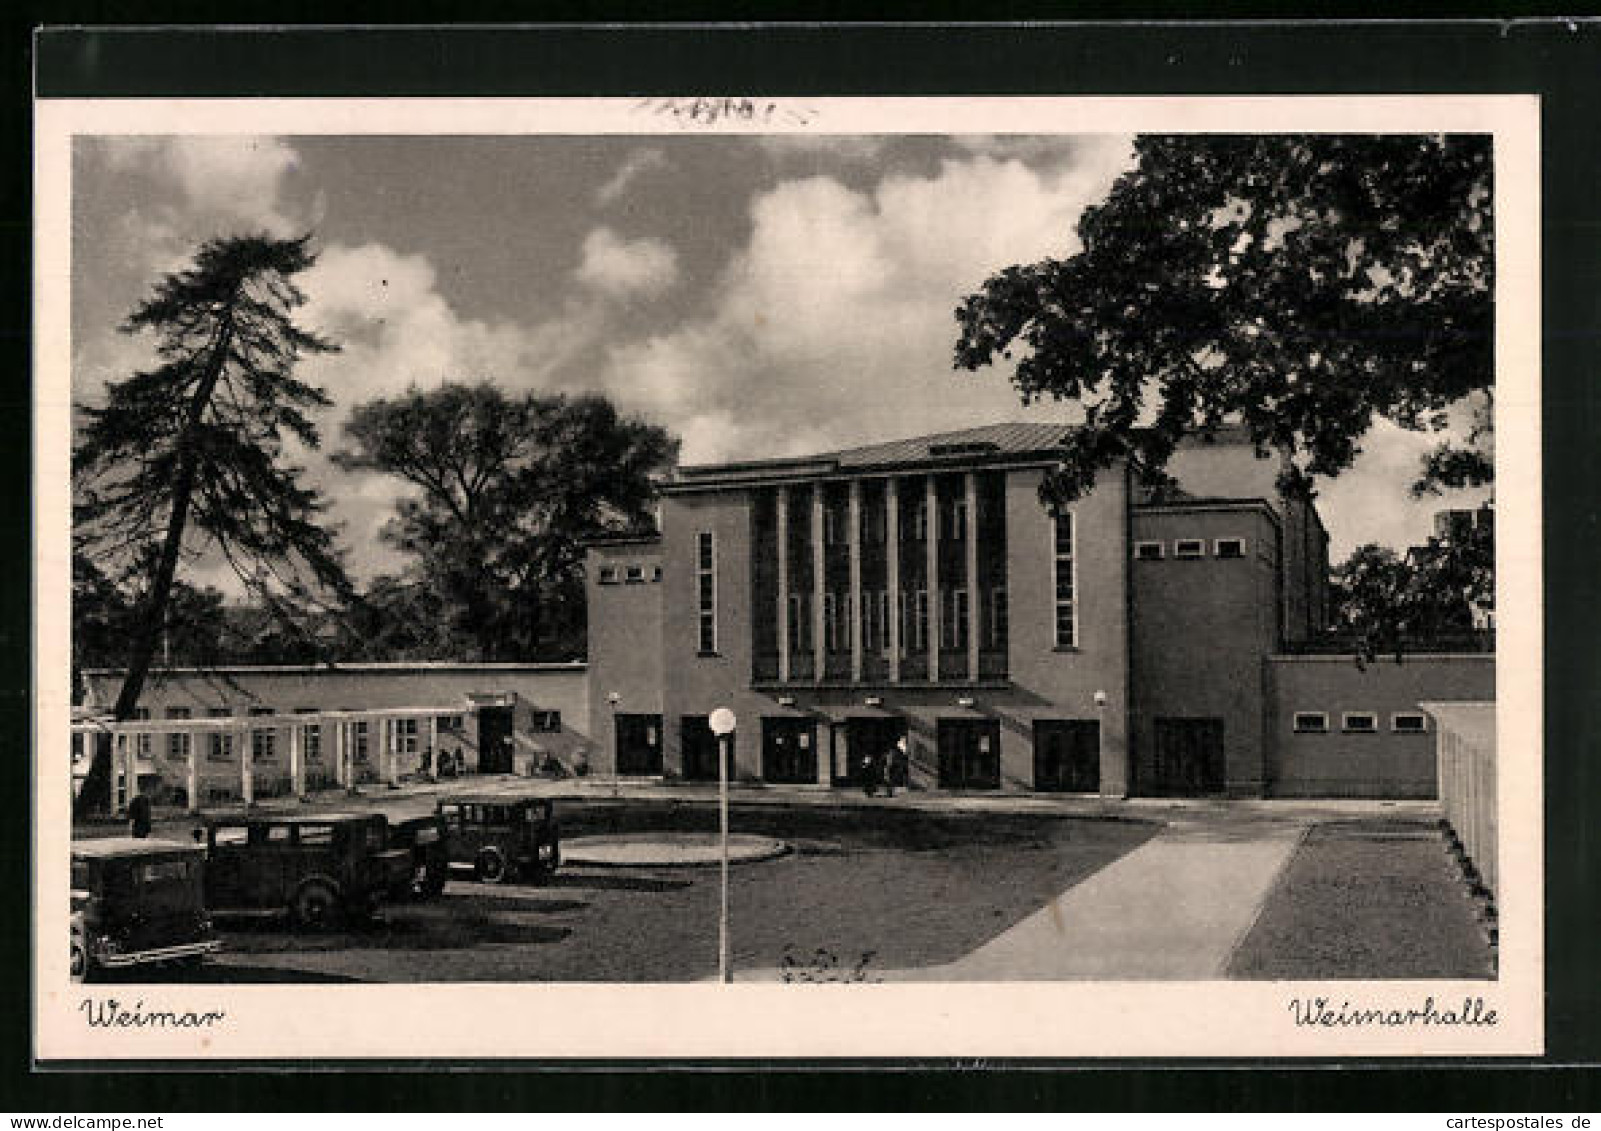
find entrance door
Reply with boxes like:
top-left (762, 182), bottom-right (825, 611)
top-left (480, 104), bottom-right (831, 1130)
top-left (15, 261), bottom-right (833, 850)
top-left (937, 718), bottom-right (1001, 790)
top-left (615, 714), bottom-right (664, 776)
top-left (1034, 720), bottom-right (1101, 792)
top-left (476, 706), bottom-right (515, 774)
top-left (834, 716), bottom-right (907, 787)
top-left (1148, 717), bottom-right (1226, 796)
top-left (761, 718), bottom-right (817, 784)
top-left (679, 715), bottom-right (727, 782)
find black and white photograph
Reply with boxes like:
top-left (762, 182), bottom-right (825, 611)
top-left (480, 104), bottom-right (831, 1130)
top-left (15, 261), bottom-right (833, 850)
top-left (33, 92), bottom-right (1542, 1060)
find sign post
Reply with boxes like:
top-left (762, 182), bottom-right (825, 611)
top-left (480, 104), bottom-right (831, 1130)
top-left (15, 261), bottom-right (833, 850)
top-left (708, 706), bottom-right (737, 985)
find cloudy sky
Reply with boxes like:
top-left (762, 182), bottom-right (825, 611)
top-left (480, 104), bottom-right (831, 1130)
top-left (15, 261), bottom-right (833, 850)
top-left (71, 132), bottom-right (1487, 590)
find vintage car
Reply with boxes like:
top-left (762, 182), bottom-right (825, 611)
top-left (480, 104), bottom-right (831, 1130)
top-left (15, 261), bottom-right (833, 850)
top-left (202, 813), bottom-right (413, 928)
top-left (71, 837), bottom-right (219, 982)
top-left (380, 812), bottom-right (450, 900)
top-left (436, 794), bottom-right (560, 885)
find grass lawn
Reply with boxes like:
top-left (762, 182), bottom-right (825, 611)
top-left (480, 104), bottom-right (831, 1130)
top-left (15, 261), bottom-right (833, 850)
top-left (1226, 819), bottom-right (1494, 980)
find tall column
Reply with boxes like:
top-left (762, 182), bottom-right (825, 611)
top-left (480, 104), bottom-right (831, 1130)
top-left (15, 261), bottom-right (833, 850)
top-left (886, 477), bottom-right (901, 683)
top-left (776, 486), bottom-right (791, 683)
top-left (381, 717), bottom-right (394, 785)
top-left (848, 479), bottom-right (863, 683)
top-left (926, 475), bottom-right (941, 681)
top-left (239, 725), bottom-right (254, 807)
top-left (428, 715), bottom-right (440, 779)
top-left (186, 728), bottom-right (199, 815)
top-left (812, 483), bottom-right (826, 682)
top-left (112, 734), bottom-right (128, 815)
top-left (965, 471), bottom-right (981, 682)
top-left (334, 721), bottom-right (347, 789)
top-left (289, 722), bottom-right (304, 799)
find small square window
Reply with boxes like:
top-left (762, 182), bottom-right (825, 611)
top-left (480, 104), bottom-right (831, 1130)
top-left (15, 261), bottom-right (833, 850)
top-left (598, 566), bottom-right (620, 585)
top-left (1392, 713), bottom-right (1428, 734)
top-left (625, 565), bottom-right (645, 584)
top-left (651, 565), bottom-right (662, 582)
top-left (1134, 541), bottom-right (1164, 561)
top-left (1174, 539), bottom-right (1205, 560)
top-left (1293, 712), bottom-right (1328, 734)
top-left (1215, 538), bottom-right (1246, 559)
top-left (1342, 712), bottom-right (1378, 734)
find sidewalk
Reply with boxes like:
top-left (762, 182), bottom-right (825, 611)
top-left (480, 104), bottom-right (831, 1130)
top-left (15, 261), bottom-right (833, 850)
top-left (888, 818), bottom-right (1309, 980)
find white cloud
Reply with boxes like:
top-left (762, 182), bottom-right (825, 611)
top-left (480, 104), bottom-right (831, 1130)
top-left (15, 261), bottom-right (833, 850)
top-left (91, 135), bottom-right (303, 236)
top-left (594, 142), bottom-right (1137, 465)
top-left (575, 228), bottom-right (680, 298)
top-left (596, 147), bottom-right (669, 206)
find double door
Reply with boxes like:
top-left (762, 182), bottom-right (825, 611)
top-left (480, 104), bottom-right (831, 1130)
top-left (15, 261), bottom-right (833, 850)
top-left (1034, 720), bottom-right (1100, 792)
top-left (761, 718), bottom-right (817, 784)
top-left (937, 718), bottom-right (1001, 790)
top-left (1146, 717), bottom-right (1226, 796)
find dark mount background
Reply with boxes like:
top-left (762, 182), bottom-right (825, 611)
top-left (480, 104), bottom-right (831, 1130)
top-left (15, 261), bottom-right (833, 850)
top-left (10, 14), bottom-right (1601, 1113)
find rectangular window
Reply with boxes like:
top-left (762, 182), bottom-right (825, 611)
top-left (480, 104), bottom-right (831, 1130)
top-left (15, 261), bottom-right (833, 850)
top-left (909, 498), bottom-right (928, 542)
top-left (651, 565), bottom-right (662, 582)
top-left (1342, 712), bottom-right (1378, 734)
top-left (945, 498), bottom-right (968, 541)
top-left (130, 707), bottom-right (152, 760)
top-left (787, 593), bottom-right (810, 653)
top-left (164, 706), bottom-right (192, 762)
top-left (863, 503), bottom-right (885, 544)
top-left (1293, 712), bottom-right (1329, 734)
top-left (1392, 712), bottom-right (1428, 734)
top-left (1214, 537), bottom-right (1246, 559)
top-left (624, 564), bottom-right (645, 584)
top-left (249, 707), bottom-right (276, 762)
top-left (598, 565), bottom-right (619, 585)
top-left (1174, 538), bottom-right (1205, 560)
top-left (397, 717), bottom-right (420, 755)
top-left (1054, 513), bottom-right (1077, 648)
top-left (206, 708), bottom-right (233, 762)
top-left (531, 709), bottom-right (562, 733)
top-left (294, 708), bottom-right (321, 762)
top-left (989, 587), bottom-right (1009, 650)
top-left (1134, 541), bottom-right (1164, 561)
top-left (696, 531), bottom-right (717, 653)
top-left (941, 589), bottom-right (969, 650)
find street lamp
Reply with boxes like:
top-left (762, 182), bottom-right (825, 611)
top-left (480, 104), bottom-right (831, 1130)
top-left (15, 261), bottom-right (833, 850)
top-left (708, 705), bottom-right (737, 985)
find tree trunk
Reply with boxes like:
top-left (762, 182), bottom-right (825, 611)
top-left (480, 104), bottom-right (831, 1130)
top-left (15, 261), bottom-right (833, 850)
top-left (75, 317), bottom-right (234, 819)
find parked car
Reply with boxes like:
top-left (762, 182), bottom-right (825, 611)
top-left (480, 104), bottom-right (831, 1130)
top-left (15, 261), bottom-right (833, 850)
top-left (381, 812), bottom-right (450, 900)
top-left (201, 813), bottom-right (413, 928)
top-left (71, 837), bottom-right (219, 982)
top-left (436, 794), bottom-right (560, 884)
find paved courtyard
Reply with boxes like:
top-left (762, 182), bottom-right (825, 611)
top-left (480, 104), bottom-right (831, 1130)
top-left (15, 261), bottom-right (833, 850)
top-left (77, 780), bottom-right (1495, 983)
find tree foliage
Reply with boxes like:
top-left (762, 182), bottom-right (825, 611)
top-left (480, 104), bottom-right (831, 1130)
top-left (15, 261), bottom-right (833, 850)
top-left (954, 134), bottom-right (1494, 507)
top-left (73, 233), bottom-right (349, 815)
top-left (336, 383), bottom-right (678, 661)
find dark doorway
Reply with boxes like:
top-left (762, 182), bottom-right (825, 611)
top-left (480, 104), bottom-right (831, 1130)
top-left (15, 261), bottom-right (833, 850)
top-left (834, 716), bottom-right (907, 788)
top-left (1147, 717), bottom-right (1226, 796)
top-left (937, 717), bottom-right (1001, 790)
top-left (475, 706), bottom-right (515, 774)
top-left (615, 713), bottom-right (664, 776)
top-left (679, 715), bottom-right (729, 782)
top-left (1034, 719), bottom-right (1101, 792)
top-left (761, 717), bottom-right (817, 784)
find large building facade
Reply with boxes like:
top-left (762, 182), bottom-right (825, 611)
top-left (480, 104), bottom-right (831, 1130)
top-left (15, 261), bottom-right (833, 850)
top-left (586, 423), bottom-right (1493, 798)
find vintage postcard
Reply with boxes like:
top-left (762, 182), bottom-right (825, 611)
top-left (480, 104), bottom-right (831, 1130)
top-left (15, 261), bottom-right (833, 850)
top-left (34, 92), bottom-right (1541, 1060)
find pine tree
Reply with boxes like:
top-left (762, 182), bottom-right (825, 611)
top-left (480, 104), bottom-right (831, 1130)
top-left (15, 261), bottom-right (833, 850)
top-left (73, 233), bottom-right (349, 816)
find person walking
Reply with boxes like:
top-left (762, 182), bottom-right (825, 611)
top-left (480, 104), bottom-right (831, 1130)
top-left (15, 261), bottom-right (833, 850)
top-left (127, 789), bottom-right (152, 838)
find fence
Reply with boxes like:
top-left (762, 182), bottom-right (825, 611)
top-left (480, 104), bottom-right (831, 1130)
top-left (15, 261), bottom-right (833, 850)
top-left (1422, 700), bottom-right (1497, 899)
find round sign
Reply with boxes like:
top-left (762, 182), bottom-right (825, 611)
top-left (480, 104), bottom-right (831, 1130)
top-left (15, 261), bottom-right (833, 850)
top-left (708, 707), bottom-right (737, 735)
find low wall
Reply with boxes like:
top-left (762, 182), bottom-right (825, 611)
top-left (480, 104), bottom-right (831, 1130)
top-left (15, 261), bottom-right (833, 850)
top-left (1266, 653), bottom-right (1494, 798)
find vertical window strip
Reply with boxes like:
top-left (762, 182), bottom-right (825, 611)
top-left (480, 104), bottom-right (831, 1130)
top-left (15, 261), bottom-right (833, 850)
top-left (697, 531), bottom-right (717, 653)
top-left (1054, 513), bottom-right (1077, 648)
top-left (990, 587), bottom-right (1009, 650)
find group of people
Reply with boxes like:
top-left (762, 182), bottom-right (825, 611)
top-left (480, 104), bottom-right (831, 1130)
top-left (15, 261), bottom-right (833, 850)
top-left (861, 740), bottom-right (911, 798)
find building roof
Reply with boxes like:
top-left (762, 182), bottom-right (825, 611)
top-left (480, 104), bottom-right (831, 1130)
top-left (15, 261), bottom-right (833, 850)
top-left (671, 422), bottom-right (1078, 487)
top-left (72, 837), bottom-right (205, 859)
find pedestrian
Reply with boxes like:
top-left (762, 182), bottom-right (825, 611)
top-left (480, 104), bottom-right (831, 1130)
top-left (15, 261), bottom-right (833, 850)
top-left (881, 744), bottom-right (897, 798)
top-left (892, 738), bottom-right (910, 795)
top-left (861, 751), bottom-right (878, 797)
top-left (127, 790), bottom-right (152, 839)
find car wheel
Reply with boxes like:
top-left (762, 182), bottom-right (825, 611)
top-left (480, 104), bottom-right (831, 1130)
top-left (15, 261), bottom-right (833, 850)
top-left (70, 939), bottom-right (89, 984)
top-left (475, 847), bottom-right (512, 885)
top-left (292, 880), bottom-right (344, 930)
top-left (529, 838), bottom-right (561, 883)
